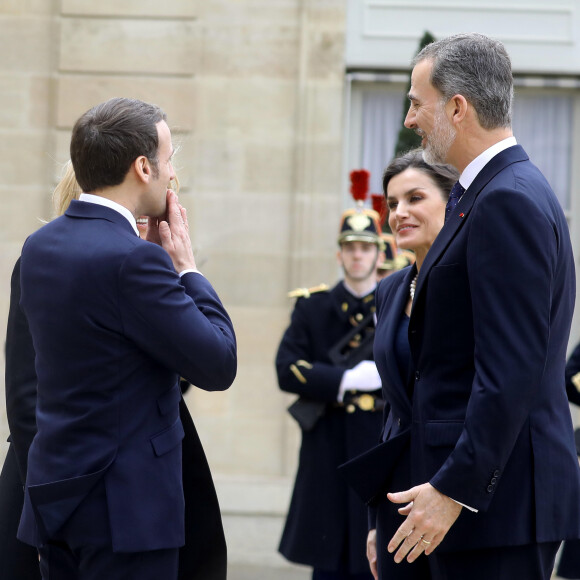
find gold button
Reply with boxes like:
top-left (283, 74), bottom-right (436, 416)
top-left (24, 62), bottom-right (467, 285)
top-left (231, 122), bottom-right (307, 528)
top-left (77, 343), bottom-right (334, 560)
top-left (342, 302), bottom-right (348, 312)
top-left (357, 394), bottom-right (375, 411)
top-left (346, 404), bottom-right (356, 413)
top-left (355, 313), bottom-right (364, 321)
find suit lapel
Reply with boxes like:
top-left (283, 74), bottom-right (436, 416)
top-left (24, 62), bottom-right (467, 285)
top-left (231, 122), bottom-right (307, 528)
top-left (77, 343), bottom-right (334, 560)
top-left (379, 267), bottom-right (416, 414)
top-left (413, 145), bottom-right (529, 305)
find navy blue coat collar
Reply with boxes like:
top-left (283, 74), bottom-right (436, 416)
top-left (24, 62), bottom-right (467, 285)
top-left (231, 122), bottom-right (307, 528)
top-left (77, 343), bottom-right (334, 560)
top-left (65, 199), bottom-right (137, 237)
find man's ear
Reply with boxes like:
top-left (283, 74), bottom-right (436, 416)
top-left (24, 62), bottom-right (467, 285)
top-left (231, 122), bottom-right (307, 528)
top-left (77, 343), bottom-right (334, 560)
top-left (447, 94), bottom-right (468, 127)
top-left (336, 249), bottom-right (343, 267)
top-left (133, 155), bottom-right (152, 184)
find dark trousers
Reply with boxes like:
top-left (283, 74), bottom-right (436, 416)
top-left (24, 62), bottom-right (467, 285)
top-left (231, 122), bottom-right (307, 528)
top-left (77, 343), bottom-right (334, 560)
top-left (38, 479), bottom-right (179, 580)
top-left (39, 541), bottom-right (178, 580)
top-left (0, 445), bottom-right (42, 580)
top-left (429, 541), bottom-right (560, 580)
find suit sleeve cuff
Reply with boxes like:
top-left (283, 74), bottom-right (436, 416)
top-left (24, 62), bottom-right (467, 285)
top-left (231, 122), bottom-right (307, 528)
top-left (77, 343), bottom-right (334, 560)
top-left (450, 496), bottom-right (478, 512)
top-left (179, 268), bottom-right (203, 277)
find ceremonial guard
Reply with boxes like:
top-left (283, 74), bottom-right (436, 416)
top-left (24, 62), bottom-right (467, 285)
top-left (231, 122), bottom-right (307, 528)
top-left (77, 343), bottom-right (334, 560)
top-left (375, 232), bottom-right (415, 281)
top-left (276, 171), bottom-right (384, 580)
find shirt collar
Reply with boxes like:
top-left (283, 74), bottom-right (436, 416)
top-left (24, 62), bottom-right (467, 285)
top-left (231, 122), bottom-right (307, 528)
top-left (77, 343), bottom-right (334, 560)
top-left (459, 136), bottom-right (517, 190)
top-left (343, 280), bottom-right (377, 299)
top-left (79, 193), bottom-right (139, 236)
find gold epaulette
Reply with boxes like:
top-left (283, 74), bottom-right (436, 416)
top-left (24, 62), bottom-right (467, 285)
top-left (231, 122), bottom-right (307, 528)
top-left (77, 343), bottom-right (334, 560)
top-left (287, 283), bottom-right (329, 299)
top-left (572, 372), bottom-right (580, 393)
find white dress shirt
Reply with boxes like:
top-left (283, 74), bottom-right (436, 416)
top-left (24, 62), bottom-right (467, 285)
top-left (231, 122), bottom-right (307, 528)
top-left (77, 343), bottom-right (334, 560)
top-left (458, 136), bottom-right (517, 190)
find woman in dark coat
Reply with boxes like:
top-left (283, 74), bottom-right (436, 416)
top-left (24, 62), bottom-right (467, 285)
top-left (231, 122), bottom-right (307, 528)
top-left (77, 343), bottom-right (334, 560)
top-left (366, 150), bottom-right (457, 580)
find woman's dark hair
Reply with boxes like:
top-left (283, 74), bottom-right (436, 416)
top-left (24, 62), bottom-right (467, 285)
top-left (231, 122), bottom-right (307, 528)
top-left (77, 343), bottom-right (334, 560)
top-left (70, 97), bottom-right (167, 193)
top-left (382, 148), bottom-right (459, 200)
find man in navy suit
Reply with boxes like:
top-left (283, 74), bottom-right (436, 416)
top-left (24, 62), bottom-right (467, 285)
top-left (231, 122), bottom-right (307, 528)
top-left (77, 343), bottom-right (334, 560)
top-left (16, 97), bottom-right (237, 579)
top-left (378, 33), bottom-right (580, 579)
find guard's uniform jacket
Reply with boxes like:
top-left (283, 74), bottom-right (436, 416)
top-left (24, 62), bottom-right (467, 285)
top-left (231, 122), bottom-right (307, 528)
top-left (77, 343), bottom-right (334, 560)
top-left (276, 280), bottom-right (383, 574)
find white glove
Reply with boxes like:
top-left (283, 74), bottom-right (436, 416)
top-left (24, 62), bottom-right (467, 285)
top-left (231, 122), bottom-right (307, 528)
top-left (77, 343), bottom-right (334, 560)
top-left (338, 360), bottom-right (382, 402)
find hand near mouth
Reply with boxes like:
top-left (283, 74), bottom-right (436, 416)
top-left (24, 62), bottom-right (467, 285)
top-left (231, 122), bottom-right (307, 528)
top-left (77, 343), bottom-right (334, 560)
top-left (141, 188), bottom-right (174, 244)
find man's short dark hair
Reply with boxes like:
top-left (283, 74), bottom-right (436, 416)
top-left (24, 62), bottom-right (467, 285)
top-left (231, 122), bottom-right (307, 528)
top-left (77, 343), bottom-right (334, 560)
top-left (414, 33), bottom-right (513, 130)
top-left (70, 97), bottom-right (167, 193)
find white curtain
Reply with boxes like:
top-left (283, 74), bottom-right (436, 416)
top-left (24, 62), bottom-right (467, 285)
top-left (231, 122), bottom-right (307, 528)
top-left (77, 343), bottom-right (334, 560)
top-left (361, 90), bottom-right (406, 196)
top-left (512, 93), bottom-right (572, 211)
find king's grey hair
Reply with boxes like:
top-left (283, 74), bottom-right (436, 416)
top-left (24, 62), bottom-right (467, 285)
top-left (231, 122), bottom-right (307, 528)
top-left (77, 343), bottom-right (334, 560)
top-left (413, 33), bottom-right (513, 130)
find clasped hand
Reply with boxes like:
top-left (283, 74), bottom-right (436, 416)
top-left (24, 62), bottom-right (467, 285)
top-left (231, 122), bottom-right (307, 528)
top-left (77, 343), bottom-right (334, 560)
top-left (145, 190), bottom-right (197, 273)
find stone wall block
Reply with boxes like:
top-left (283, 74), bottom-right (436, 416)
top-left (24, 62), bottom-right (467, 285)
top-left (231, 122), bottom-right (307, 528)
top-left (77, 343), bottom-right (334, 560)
top-left (53, 129), bottom-right (73, 176)
top-left (28, 76), bottom-right (52, 128)
top-left (201, 254), bottom-right (291, 309)
top-left (0, 17), bottom-right (53, 72)
top-left (228, 80), bottom-right (297, 139)
top-left (195, 79), bottom-right (296, 140)
top-left (61, 0), bottom-right (197, 18)
top-left (230, 306), bottom-right (291, 366)
top-left (308, 2), bottom-right (346, 29)
top-left (201, 24), bottom-right (299, 79)
top-left (304, 82), bottom-right (344, 140)
top-left (59, 18), bottom-right (200, 75)
top-left (0, 1), bottom-right (54, 15)
top-left (308, 30), bottom-right (347, 80)
top-left (289, 255), bottom-right (339, 294)
top-left (55, 76), bottom-right (196, 130)
top-left (199, 0), bottom-right (296, 25)
top-left (0, 75), bottom-right (26, 129)
top-left (204, 413), bottom-right (285, 476)
top-left (0, 137), bottom-right (52, 187)
top-left (303, 142), bottom-right (344, 196)
top-left (192, 192), bottom-right (290, 253)
top-left (192, 137), bottom-right (245, 194)
top-left (242, 143), bottom-right (294, 194)
top-left (0, 187), bottom-right (51, 243)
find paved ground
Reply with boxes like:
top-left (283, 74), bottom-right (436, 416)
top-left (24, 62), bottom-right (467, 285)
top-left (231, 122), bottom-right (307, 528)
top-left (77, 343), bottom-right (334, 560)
top-left (228, 563), bottom-right (567, 579)
top-left (229, 564), bottom-right (310, 580)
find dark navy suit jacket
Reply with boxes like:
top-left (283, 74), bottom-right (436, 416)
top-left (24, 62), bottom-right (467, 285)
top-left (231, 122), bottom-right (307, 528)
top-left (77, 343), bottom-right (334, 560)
top-left (409, 146), bottom-right (580, 549)
top-left (396, 144), bottom-right (580, 551)
top-left (17, 200), bottom-right (236, 553)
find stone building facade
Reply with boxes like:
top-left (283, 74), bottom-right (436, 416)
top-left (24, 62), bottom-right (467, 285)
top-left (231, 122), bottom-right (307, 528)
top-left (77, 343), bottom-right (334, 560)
top-left (0, 0), bottom-right (347, 571)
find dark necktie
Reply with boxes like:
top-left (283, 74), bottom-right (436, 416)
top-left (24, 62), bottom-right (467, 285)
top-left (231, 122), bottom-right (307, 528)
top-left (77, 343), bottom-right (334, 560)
top-left (445, 181), bottom-right (465, 222)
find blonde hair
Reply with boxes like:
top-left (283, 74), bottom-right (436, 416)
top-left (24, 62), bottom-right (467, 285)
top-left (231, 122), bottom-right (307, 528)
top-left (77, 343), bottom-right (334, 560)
top-left (52, 160), bottom-right (82, 217)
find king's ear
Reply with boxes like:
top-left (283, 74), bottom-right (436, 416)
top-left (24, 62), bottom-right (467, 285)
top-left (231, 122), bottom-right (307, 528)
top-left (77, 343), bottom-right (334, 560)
top-left (447, 94), bottom-right (468, 125)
